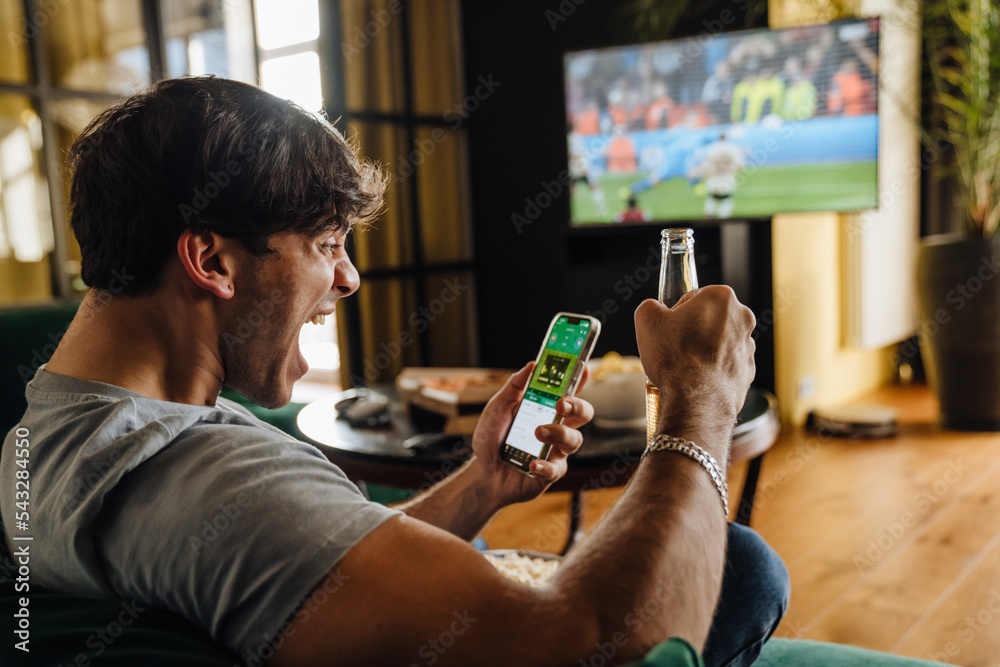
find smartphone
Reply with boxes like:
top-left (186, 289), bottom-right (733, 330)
top-left (499, 312), bottom-right (602, 475)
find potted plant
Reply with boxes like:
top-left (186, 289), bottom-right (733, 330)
top-left (916, 0), bottom-right (1000, 429)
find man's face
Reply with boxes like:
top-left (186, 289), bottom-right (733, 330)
top-left (219, 228), bottom-right (359, 408)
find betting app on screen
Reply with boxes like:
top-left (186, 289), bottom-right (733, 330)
top-left (504, 316), bottom-right (591, 457)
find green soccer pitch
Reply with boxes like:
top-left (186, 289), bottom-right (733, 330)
top-left (572, 162), bottom-right (878, 224)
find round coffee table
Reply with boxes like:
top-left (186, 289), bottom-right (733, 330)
top-left (298, 386), bottom-right (779, 551)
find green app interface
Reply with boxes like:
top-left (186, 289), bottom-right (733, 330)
top-left (505, 317), bottom-right (591, 457)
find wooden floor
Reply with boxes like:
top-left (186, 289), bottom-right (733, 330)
top-left (480, 383), bottom-right (1000, 666)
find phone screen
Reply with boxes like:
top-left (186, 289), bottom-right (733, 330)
top-left (503, 316), bottom-right (593, 458)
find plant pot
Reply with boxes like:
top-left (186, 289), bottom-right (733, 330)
top-left (916, 234), bottom-right (1000, 430)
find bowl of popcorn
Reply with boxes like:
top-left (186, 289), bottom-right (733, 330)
top-left (483, 550), bottom-right (561, 588)
top-left (576, 351), bottom-right (647, 431)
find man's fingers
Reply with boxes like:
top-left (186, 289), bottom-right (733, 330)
top-left (556, 396), bottom-right (594, 429)
top-left (671, 288), bottom-right (699, 308)
top-left (535, 423), bottom-right (584, 457)
top-left (634, 299), bottom-right (667, 350)
top-left (635, 298), bottom-right (668, 325)
top-left (529, 456), bottom-right (566, 483)
top-left (475, 363), bottom-right (535, 442)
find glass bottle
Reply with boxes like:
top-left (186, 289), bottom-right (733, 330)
top-left (645, 228), bottom-right (699, 443)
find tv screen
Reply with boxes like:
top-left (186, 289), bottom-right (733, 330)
top-left (564, 18), bottom-right (880, 225)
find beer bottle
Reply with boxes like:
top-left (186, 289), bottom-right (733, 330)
top-left (645, 228), bottom-right (698, 442)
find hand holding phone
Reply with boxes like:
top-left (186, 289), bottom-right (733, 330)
top-left (499, 313), bottom-right (601, 475)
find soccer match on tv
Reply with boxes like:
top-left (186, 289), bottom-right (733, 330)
top-left (565, 17), bottom-right (880, 225)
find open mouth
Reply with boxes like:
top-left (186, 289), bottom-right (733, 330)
top-left (308, 313), bottom-right (327, 325)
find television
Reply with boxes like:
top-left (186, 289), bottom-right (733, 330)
top-left (564, 18), bottom-right (880, 226)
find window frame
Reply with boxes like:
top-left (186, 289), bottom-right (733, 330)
top-left (321, 0), bottom-right (477, 384)
top-left (0, 0), bottom-right (261, 299)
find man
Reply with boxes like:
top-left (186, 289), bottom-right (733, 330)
top-left (623, 122), bottom-right (714, 201)
top-left (827, 58), bottom-right (874, 117)
top-left (688, 133), bottom-right (749, 220)
top-left (780, 57), bottom-right (817, 121)
top-left (569, 130), bottom-right (610, 221)
top-left (1, 77), bottom-right (787, 666)
top-left (615, 196), bottom-right (651, 224)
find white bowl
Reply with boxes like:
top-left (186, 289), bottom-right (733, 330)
top-left (576, 355), bottom-right (647, 431)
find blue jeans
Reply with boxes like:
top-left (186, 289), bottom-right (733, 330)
top-left (702, 523), bottom-right (790, 667)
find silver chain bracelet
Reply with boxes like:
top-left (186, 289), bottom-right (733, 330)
top-left (643, 435), bottom-right (729, 517)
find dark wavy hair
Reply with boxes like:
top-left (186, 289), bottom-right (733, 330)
top-left (68, 76), bottom-right (385, 295)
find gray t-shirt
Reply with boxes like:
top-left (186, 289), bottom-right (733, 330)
top-left (1, 367), bottom-right (400, 663)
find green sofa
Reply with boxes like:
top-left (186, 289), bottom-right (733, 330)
top-left (0, 300), bottom-right (82, 437)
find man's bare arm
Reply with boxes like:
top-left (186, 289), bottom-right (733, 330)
top-left (267, 286), bottom-right (755, 665)
top-left (388, 459), bottom-right (495, 541)
top-left (391, 366), bottom-right (594, 540)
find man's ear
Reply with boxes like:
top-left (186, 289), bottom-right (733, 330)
top-left (176, 228), bottom-right (238, 299)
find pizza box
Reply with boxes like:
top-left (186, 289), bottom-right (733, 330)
top-left (396, 367), bottom-right (513, 417)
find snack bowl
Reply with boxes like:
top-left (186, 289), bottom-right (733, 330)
top-left (482, 549), bottom-right (561, 588)
top-left (576, 353), bottom-right (647, 431)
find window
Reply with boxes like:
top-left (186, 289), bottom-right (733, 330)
top-left (326, 0), bottom-right (478, 387)
top-left (0, 0), bottom-right (476, 390)
top-left (0, 0), bottom-right (257, 303)
top-left (256, 0), bottom-right (323, 112)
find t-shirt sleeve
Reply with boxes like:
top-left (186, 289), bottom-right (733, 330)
top-left (92, 422), bottom-right (401, 663)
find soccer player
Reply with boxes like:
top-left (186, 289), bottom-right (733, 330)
top-left (688, 133), bottom-right (748, 219)
top-left (625, 122), bottom-right (716, 199)
top-left (568, 131), bottom-right (610, 219)
top-left (615, 196), bottom-right (651, 223)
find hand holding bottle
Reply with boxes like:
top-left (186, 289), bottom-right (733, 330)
top-left (635, 285), bottom-right (756, 458)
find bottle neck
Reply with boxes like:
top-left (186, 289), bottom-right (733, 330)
top-left (658, 234), bottom-right (698, 307)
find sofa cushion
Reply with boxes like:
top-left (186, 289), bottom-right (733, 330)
top-left (758, 638), bottom-right (948, 666)
top-left (0, 300), bottom-right (80, 436)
